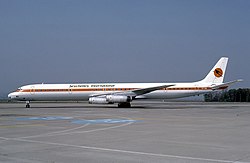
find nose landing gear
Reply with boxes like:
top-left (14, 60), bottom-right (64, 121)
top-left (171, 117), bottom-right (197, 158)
top-left (26, 101), bottom-right (30, 108)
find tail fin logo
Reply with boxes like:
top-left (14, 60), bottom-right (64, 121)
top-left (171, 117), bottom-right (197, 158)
top-left (214, 68), bottom-right (223, 78)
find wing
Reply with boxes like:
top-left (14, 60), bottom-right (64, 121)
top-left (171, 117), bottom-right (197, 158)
top-left (131, 84), bottom-right (175, 96)
top-left (90, 84), bottom-right (175, 98)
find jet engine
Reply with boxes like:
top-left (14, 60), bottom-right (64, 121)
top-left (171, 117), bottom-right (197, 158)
top-left (89, 95), bottom-right (132, 104)
top-left (88, 97), bottom-right (109, 104)
top-left (106, 95), bottom-right (131, 103)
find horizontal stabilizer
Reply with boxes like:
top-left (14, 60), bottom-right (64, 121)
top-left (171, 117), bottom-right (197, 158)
top-left (211, 79), bottom-right (243, 90)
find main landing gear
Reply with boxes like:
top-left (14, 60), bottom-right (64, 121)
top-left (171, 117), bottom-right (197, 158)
top-left (118, 102), bottom-right (131, 108)
top-left (26, 101), bottom-right (30, 108)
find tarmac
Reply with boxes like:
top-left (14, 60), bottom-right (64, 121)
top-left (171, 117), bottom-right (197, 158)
top-left (0, 101), bottom-right (250, 163)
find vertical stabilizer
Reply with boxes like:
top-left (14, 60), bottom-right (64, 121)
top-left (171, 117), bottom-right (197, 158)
top-left (200, 57), bottom-right (228, 83)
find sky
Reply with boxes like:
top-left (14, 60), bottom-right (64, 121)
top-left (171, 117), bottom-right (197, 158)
top-left (0, 0), bottom-right (249, 97)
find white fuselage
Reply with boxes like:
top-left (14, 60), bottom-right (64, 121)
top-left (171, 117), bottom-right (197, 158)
top-left (8, 82), bottom-right (215, 102)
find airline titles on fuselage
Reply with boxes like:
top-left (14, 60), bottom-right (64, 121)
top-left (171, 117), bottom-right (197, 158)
top-left (69, 84), bottom-right (115, 88)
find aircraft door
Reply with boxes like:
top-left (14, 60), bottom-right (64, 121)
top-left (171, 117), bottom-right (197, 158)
top-left (68, 87), bottom-right (72, 94)
top-left (30, 86), bottom-right (35, 95)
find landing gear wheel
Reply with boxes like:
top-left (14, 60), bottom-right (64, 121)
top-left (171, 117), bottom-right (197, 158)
top-left (118, 103), bottom-right (131, 108)
top-left (26, 101), bottom-right (30, 108)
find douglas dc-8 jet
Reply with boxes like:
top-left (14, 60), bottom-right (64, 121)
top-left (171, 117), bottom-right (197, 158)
top-left (8, 57), bottom-right (242, 108)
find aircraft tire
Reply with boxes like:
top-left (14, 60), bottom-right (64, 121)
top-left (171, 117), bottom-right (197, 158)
top-left (118, 102), bottom-right (131, 108)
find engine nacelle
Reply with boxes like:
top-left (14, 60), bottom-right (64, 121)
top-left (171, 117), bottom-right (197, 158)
top-left (89, 97), bottom-right (110, 104)
top-left (106, 95), bottom-right (132, 103)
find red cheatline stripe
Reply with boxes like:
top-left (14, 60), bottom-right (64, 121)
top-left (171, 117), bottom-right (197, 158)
top-left (16, 87), bottom-right (212, 93)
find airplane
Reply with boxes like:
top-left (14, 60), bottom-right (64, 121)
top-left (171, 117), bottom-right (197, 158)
top-left (8, 57), bottom-right (242, 108)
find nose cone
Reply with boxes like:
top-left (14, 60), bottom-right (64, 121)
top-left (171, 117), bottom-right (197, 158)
top-left (8, 92), bottom-right (18, 100)
top-left (8, 92), bottom-right (13, 99)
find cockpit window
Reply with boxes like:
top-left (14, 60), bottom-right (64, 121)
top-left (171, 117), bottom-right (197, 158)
top-left (16, 88), bottom-right (23, 92)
